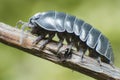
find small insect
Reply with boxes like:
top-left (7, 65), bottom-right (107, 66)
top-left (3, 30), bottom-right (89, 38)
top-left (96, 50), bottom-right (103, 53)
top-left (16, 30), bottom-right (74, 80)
top-left (17, 11), bottom-right (114, 66)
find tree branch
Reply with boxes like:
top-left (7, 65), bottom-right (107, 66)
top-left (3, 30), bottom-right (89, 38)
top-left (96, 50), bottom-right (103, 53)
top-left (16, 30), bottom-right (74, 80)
top-left (0, 22), bottom-right (120, 80)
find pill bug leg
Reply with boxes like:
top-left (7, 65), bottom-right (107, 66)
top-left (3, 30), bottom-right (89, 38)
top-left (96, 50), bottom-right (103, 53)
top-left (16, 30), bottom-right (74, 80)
top-left (64, 34), bottom-right (74, 59)
top-left (56, 33), bottom-right (70, 61)
top-left (56, 33), bottom-right (64, 54)
top-left (57, 47), bottom-right (73, 61)
top-left (57, 39), bottom-right (64, 52)
top-left (32, 30), bottom-right (47, 46)
top-left (57, 33), bottom-right (74, 61)
top-left (32, 35), bottom-right (45, 45)
top-left (79, 42), bottom-right (87, 62)
top-left (97, 57), bottom-right (102, 66)
top-left (89, 48), bottom-right (102, 66)
top-left (74, 38), bottom-right (80, 51)
top-left (63, 42), bottom-right (74, 59)
top-left (80, 48), bottom-right (87, 62)
top-left (39, 32), bottom-right (55, 50)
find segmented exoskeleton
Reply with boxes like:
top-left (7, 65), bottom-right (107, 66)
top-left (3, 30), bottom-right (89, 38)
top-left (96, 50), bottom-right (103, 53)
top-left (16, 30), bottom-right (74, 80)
top-left (18, 11), bottom-right (114, 65)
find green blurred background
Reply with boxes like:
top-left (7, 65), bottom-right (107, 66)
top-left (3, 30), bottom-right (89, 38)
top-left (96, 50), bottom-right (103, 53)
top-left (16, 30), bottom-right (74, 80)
top-left (0, 0), bottom-right (120, 80)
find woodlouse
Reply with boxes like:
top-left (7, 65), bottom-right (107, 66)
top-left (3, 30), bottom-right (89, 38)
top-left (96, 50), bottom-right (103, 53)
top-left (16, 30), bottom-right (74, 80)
top-left (18, 11), bottom-right (114, 65)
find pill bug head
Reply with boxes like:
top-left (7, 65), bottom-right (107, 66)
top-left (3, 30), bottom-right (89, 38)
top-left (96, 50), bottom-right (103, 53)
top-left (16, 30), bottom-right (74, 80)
top-left (29, 12), bottom-right (42, 25)
top-left (28, 12), bottom-right (44, 35)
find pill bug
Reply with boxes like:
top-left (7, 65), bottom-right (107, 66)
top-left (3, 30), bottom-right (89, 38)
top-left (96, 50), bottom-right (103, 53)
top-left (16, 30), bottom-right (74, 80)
top-left (18, 11), bottom-right (114, 65)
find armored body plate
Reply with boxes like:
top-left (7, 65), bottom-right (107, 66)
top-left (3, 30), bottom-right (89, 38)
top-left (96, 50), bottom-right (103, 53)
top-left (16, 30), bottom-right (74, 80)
top-left (64, 15), bottom-right (76, 33)
top-left (87, 28), bottom-right (101, 49)
top-left (79, 23), bottom-right (92, 42)
top-left (105, 45), bottom-right (114, 62)
top-left (96, 34), bottom-right (109, 55)
top-left (35, 11), bottom-right (56, 31)
top-left (55, 12), bottom-right (66, 32)
top-left (73, 19), bottom-right (84, 36)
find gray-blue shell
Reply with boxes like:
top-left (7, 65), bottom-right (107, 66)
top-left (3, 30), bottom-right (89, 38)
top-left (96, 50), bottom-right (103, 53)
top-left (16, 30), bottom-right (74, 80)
top-left (29, 11), bottom-right (114, 64)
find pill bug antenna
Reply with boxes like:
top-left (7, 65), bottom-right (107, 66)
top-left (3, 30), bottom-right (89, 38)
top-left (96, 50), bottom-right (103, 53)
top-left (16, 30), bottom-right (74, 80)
top-left (16, 20), bottom-right (26, 28)
top-left (20, 22), bottom-right (30, 44)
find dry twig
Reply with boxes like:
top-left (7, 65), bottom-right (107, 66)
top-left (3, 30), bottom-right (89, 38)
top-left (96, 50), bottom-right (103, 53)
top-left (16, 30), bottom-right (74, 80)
top-left (0, 22), bottom-right (120, 80)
